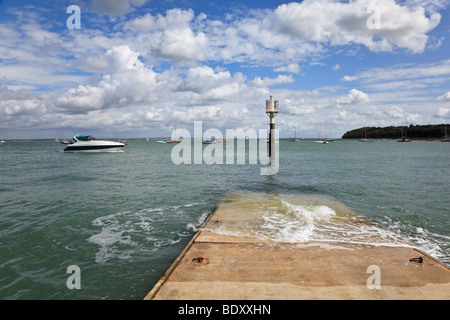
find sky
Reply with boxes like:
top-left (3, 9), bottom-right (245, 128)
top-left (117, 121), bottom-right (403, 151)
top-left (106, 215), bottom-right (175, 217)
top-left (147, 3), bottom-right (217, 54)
top-left (0, 0), bottom-right (449, 139)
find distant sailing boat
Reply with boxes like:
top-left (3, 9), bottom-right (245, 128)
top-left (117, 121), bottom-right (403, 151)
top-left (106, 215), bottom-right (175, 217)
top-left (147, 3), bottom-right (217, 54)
top-left (289, 127), bottom-right (300, 142)
top-left (315, 125), bottom-right (328, 144)
top-left (158, 125), bottom-right (182, 144)
top-left (358, 125), bottom-right (372, 142)
top-left (397, 126), bottom-right (410, 142)
top-left (324, 120), bottom-right (333, 142)
top-left (440, 125), bottom-right (450, 142)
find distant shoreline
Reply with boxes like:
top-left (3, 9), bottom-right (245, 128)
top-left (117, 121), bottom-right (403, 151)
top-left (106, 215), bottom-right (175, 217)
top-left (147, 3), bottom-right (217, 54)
top-left (342, 124), bottom-right (450, 140)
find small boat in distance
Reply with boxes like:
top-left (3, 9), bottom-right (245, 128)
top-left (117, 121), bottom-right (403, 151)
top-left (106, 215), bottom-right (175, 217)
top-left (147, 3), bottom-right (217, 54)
top-left (156, 138), bottom-right (182, 143)
top-left (203, 136), bottom-right (216, 144)
top-left (358, 126), bottom-right (372, 142)
top-left (397, 127), bottom-right (410, 142)
top-left (315, 125), bottom-right (328, 144)
top-left (168, 125), bottom-right (182, 143)
top-left (289, 127), bottom-right (300, 142)
top-left (441, 126), bottom-right (450, 142)
top-left (62, 134), bottom-right (125, 152)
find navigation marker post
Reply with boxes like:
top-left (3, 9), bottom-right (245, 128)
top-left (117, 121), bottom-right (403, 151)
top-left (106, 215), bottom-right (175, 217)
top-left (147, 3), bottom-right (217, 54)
top-left (266, 95), bottom-right (279, 161)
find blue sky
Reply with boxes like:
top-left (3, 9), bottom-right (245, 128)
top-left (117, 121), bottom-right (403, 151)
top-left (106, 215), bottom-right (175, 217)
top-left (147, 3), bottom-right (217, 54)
top-left (0, 0), bottom-right (449, 139)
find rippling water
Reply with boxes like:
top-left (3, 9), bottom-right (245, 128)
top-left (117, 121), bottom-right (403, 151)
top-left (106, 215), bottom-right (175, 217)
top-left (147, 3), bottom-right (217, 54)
top-left (0, 139), bottom-right (448, 299)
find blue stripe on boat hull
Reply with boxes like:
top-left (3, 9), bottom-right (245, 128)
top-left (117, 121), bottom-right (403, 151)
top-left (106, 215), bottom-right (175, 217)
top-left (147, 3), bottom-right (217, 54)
top-left (64, 145), bottom-right (124, 152)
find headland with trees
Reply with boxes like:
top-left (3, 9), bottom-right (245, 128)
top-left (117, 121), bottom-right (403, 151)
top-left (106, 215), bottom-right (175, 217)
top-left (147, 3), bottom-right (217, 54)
top-left (341, 124), bottom-right (449, 140)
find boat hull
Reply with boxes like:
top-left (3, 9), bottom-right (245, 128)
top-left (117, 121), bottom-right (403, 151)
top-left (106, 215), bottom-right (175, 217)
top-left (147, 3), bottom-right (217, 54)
top-left (64, 141), bottom-right (125, 152)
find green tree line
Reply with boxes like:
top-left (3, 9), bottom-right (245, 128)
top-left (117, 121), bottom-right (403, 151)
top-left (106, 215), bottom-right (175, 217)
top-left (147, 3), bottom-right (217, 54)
top-left (341, 124), bottom-right (450, 139)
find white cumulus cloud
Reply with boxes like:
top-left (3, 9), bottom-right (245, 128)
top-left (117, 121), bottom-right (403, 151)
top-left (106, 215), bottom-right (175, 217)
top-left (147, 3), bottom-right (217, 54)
top-left (271, 0), bottom-right (440, 53)
top-left (250, 75), bottom-right (295, 87)
top-left (437, 92), bottom-right (450, 102)
top-left (274, 64), bottom-right (301, 74)
top-left (338, 89), bottom-right (370, 104)
top-left (435, 107), bottom-right (450, 119)
top-left (55, 45), bottom-right (164, 114)
top-left (126, 9), bottom-right (208, 65)
top-left (341, 75), bottom-right (358, 82)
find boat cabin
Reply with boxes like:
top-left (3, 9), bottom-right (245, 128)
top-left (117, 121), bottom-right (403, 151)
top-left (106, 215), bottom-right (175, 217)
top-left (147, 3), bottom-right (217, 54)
top-left (74, 135), bottom-right (96, 141)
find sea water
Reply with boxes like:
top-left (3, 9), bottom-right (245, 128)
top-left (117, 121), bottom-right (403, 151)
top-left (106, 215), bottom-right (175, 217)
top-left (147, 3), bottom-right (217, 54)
top-left (0, 139), bottom-right (448, 299)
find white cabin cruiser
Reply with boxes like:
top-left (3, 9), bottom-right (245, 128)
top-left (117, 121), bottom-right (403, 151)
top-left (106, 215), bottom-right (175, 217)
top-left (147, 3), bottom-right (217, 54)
top-left (62, 134), bottom-right (125, 152)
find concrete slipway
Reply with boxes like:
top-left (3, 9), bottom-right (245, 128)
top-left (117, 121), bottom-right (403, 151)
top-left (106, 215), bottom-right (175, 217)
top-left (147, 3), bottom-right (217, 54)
top-left (145, 192), bottom-right (450, 300)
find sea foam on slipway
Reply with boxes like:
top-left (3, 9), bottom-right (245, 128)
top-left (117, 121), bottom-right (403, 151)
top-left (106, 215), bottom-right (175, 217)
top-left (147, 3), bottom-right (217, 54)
top-left (203, 191), bottom-right (408, 247)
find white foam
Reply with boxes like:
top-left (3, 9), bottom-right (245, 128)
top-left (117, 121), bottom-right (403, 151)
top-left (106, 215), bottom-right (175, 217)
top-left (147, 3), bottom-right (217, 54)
top-left (294, 242), bottom-right (354, 250)
top-left (186, 210), bottom-right (211, 232)
top-left (281, 200), bottom-right (336, 222)
top-left (255, 201), bottom-right (338, 243)
top-left (88, 229), bottom-right (135, 264)
top-left (88, 203), bottom-right (202, 263)
top-left (206, 195), bottom-right (409, 247)
top-left (384, 218), bottom-right (449, 263)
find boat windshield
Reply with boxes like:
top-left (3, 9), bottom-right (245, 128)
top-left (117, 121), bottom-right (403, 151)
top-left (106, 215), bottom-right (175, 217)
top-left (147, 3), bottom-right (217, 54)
top-left (75, 135), bottom-right (95, 141)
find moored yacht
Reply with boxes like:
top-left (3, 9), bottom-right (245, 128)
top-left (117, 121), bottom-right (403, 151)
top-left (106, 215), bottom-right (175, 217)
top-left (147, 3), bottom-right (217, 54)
top-left (397, 127), bottom-right (410, 142)
top-left (441, 126), bottom-right (450, 142)
top-left (62, 134), bottom-right (125, 152)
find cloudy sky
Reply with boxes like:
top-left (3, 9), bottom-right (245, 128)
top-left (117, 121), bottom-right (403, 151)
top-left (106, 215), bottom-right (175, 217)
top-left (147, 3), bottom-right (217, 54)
top-left (1, 0), bottom-right (449, 139)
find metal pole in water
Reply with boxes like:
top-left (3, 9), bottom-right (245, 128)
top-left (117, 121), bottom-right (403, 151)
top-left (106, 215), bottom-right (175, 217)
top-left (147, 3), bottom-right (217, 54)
top-left (266, 95), bottom-right (279, 160)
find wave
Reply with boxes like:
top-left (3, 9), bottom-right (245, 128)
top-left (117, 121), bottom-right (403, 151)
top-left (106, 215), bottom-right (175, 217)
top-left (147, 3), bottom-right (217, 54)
top-left (382, 217), bottom-right (450, 264)
top-left (203, 191), bottom-right (408, 247)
